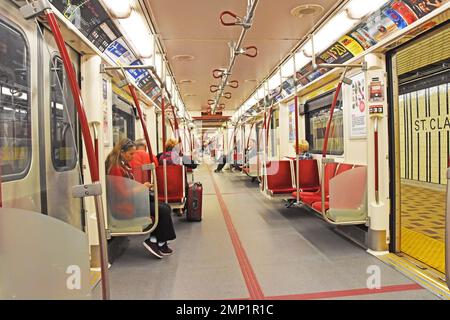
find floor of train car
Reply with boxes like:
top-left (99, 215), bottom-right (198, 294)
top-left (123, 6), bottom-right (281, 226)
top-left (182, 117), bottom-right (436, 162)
top-left (400, 182), bottom-right (446, 274)
top-left (93, 163), bottom-right (439, 300)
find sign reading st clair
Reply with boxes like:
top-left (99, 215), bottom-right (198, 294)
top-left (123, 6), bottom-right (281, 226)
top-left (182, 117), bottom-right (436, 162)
top-left (414, 115), bottom-right (450, 132)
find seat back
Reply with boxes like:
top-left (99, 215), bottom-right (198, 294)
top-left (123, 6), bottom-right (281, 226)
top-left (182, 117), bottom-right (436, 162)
top-left (328, 166), bottom-right (368, 222)
top-left (266, 160), bottom-right (293, 190)
top-left (296, 159), bottom-right (320, 190)
top-left (335, 163), bottom-right (354, 176)
top-left (156, 164), bottom-right (185, 202)
top-left (106, 175), bottom-right (152, 233)
top-left (323, 162), bottom-right (338, 195)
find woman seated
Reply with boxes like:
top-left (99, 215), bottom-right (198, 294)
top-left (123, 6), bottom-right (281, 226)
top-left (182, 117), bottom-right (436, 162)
top-left (106, 138), bottom-right (176, 259)
top-left (157, 138), bottom-right (181, 165)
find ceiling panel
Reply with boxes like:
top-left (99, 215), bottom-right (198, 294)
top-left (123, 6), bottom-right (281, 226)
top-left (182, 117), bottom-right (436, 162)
top-left (144, 0), bottom-right (340, 111)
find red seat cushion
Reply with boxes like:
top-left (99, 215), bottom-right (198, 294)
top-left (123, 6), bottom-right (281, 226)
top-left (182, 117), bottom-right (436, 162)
top-left (269, 187), bottom-right (296, 195)
top-left (312, 201), bottom-right (329, 212)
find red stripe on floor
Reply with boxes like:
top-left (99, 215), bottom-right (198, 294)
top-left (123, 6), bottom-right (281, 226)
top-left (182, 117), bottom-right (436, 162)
top-left (208, 166), bottom-right (264, 300)
top-left (264, 283), bottom-right (423, 300)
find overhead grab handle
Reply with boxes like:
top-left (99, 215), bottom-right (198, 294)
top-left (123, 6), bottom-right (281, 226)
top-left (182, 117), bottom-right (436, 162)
top-left (236, 46), bottom-right (258, 58)
top-left (227, 80), bottom-right (239, 89)
top-left (213, 68), bottom-right (227, 79)
top-left (220, 11), bottom-right (245, 27)
top-left (207, 99), bottom-right (215, 106)
top-left (210, 85), bottom-right (220, 93)
top-left (223, 92), bottom-right (232, 99)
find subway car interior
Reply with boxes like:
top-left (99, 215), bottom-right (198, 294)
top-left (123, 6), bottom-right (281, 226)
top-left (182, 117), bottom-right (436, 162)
top-left (0, 0), bottom-right (450, 301)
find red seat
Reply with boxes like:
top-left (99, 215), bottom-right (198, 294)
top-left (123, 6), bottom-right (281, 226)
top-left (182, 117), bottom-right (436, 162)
top-left (294, 159), bottom-right (320, 192)
top-left (292, 162), bottom-right (338, 203)
top-left (156, 165), bottom-right (185, 203)
top-left (266, 160), bottom-right (296, 195)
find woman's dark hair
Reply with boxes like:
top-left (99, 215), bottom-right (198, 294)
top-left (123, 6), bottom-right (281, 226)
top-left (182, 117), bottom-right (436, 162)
top-left (106, 138), bottom-right (136, 174)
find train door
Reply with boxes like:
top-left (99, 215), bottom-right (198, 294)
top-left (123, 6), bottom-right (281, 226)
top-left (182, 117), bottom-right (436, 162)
top-left (40, 28), bottom-right (83, 229)
top-left (390, 24), bottom-right (450, 275)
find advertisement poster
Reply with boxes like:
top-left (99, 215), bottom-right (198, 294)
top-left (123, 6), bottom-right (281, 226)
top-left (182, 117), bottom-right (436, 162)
top-left (105, 38), bottom-right (136, 65)
top-left (338, 35), bottom-right (365, 56)
top-left (402, 0), bottom-right (445, 18)
top-left (357, 5), bottom-right (399, 42)
top-left (319, 42), bottom-right (354, 65)
top-left (350, 73), bottom-right (367, 139)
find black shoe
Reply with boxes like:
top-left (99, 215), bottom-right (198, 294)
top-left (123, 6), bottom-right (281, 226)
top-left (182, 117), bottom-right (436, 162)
top-left (143, 239), bottom-right (163, 259)
top-left (158, 243), bottom-right (173, 256)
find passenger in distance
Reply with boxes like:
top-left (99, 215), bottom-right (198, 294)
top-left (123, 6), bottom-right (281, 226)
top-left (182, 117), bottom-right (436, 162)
top-left (106, 138), bottom-right (176, 259)
top-left (129, 138), bottom-right (158, 184)
top-left (295, 139), bottom-right (313, 160)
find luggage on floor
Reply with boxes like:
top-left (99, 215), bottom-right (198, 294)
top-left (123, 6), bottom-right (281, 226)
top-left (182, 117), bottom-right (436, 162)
top-left (186, 182), bottom-right (203, 221)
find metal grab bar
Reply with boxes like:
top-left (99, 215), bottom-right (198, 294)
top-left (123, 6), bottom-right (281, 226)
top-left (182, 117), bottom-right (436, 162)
top-left (446, 168), bottom-right (450, 289)
top-left (108, 163), bottom-right (160, 237)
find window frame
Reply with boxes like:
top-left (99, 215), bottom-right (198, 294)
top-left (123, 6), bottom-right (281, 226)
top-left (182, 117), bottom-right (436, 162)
top-left (0, 17), bottom-right (32, 182)
top-left (305, 89), bottom-right (345, 156)
top-left (49, 54), bottom-right (79, 172)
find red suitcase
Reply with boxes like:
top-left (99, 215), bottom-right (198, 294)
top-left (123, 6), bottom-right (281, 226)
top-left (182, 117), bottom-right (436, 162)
top-left (186, 182), bottom-right (203, 221)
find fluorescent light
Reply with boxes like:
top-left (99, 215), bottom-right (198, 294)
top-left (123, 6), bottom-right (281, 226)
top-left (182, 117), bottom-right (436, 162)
top-left (118, 11), bottom-right (154, 58)
top-left (281, 57), bottom-right (295, 78)
top-left (294, 51), bottom-right (310, 70)
top-left (268, 72), bottom-right (281, 91)
top-left (346, 0), bottom-right (390, 19)
top-left (155, 53), bottom-right (163, 77)
top-left (102, 0), bottom-right (132, 19)
top-left (303, 11), bottom-right (358, 56)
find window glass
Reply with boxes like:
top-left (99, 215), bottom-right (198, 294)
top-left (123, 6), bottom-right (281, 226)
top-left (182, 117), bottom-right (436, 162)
top-left (112, 98), bottom-right (135, 146)
top-left (306, 91), bottom-right (344, 155)
top-left (50, 56), bottom-right (78, 171)
top-left (0, 20), bottom-right (31, 179)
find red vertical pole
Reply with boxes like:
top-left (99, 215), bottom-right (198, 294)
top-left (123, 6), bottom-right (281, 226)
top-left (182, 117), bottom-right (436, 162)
top-left (128, 85), bottom-right (156, 163)
top-left (294, 96), bottom-right (299, 155)
top-left (162, 94), bottom-right (166, 148)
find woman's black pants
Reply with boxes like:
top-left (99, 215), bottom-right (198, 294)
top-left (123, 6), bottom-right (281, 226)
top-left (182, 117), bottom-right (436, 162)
top-left (149, 201), bottom-right (176, 242)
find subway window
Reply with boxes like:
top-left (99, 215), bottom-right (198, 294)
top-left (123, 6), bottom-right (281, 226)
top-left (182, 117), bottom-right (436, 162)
top-left (305, 90), bottom-right (344, 155)
top-left (0, 19), bottom-right (31, 180)
top-left (112, 94), bottom-right (135, 146)
top-left (50, 56), bottom-right (78, 171)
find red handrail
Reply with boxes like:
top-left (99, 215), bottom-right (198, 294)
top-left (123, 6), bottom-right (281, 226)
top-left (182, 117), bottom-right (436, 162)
top-left (162, 94), bottom-right (166, 147)
top-left (294, 96), bottom-right (299, 155)
top-left (322, 82), bottom-right (343, 158)
top-left (128, 85), bottom-right (157, 163)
